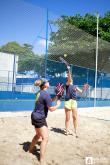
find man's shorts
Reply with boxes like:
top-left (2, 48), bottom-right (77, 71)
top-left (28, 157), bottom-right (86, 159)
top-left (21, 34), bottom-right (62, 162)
top-left (65, 99), bottom-right (77, 110)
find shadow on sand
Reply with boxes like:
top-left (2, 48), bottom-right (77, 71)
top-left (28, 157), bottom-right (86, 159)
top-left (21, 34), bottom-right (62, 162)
top-left (19, 141), bottom-right (40, 161)
top-left (50, 127), bottom-right (66, 135)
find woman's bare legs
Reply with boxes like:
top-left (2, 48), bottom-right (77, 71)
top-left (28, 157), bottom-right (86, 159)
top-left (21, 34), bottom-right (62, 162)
top-left (65, 108), bottom-right (71, 135)
top-left (29, 128), bottom-right (40, 153)
top-left (38, 126), bottom-right (48, 163)
top-left (29, 126), bottom-right (48, 163)
top-left (72, 108), bottom-right (78, 137)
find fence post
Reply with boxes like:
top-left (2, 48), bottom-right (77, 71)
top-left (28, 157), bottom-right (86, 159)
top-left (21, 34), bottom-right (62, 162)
top-left (45, 9), bottom-right (49, 79)
top-left (12, 54), bottom-right (16, 92)
top-left (94, 13), bottom-right (99, 107)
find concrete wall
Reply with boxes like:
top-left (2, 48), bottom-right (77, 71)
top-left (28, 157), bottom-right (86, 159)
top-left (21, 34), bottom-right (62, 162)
top-left (90, 88), bottom-right (110, 99)
top-left (0, 52), bottom-right (18, 91)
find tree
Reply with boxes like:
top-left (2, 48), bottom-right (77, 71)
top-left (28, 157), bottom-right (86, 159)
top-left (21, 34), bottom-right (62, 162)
top-left (0, 42), bottom-right (23, 54)
top-left (0, 42), bottom-right (44, 74)
top-left (48, 12), bottom-right (110, 72)
top-left (0, 42), bottom-right (34, 57)
top-left (58, 12), bottom-right (110, 42)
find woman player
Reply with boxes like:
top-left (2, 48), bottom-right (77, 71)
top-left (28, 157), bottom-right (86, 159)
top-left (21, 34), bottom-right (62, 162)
top-left (29, 79), bottom-right (61, 163)
top-left (64, 69), bottom-right (89, 137)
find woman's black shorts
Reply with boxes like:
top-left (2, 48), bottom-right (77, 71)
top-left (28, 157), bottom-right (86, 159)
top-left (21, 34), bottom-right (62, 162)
top-left (31, 117), bottom-right (47, 128)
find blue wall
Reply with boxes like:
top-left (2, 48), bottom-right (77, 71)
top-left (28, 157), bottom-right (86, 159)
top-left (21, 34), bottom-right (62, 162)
top-left (0, 89), bottom-right (110, 111)
top-left (0, 91), bottom-right (35, 100)
top-left (0, 99), bottom-right (110, 112)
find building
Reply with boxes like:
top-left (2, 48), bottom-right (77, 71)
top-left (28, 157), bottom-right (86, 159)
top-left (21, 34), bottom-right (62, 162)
top-left (0, 52), bottom-right (18, 91)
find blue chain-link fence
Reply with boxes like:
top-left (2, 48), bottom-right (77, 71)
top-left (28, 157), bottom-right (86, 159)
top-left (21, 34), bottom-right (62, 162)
top-left (0, 0), bottom-right (110, 111)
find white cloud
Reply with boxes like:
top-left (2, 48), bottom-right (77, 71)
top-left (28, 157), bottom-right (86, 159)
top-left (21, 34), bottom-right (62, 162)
top-left (33, 39), bottom-right (53, 55)
top-left (38, 39), bottom-right (46, 47)
top-left (38, 39), bottom-right (52, 47)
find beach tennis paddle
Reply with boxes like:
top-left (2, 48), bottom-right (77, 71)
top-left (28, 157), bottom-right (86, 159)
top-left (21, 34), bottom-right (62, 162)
top-left (59, 57), bottom-right (70, 71)
top-left (55, 83), bottom-right (65, 100)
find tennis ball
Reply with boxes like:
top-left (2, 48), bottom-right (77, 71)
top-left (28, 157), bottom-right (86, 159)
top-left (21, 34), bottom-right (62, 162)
top-left (64, 54), bottom-right (67, 57)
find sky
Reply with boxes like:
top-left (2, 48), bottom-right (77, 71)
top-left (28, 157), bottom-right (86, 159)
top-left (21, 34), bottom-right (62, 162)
top-left (24, 0), bottom-right (110, 16)
top-left (0, 0), bottom-right (110, 54)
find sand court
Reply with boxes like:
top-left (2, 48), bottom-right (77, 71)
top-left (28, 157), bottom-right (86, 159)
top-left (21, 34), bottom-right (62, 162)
top-left (0, 107), bottom-right (110, 165)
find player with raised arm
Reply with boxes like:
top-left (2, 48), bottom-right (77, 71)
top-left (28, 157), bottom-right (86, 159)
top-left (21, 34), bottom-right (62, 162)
top-left (64, 65), bottom-right (89, 137)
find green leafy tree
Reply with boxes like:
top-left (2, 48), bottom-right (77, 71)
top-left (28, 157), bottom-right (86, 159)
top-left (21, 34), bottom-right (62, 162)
top-left (0, 42), bottom-right (34, 57)
top-left (59, 12), bottom-right (110, 42)
top-left (0, 42), bottom-right (44, 74)
top-left (48, 12), bottom-right (110, 72)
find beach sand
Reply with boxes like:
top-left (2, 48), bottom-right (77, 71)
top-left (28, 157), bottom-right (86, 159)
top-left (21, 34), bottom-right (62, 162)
top-left (0, 107), bottom-right (110, 165)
